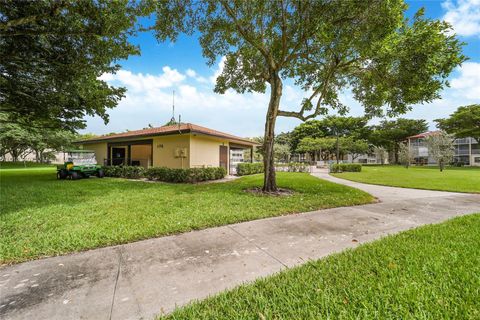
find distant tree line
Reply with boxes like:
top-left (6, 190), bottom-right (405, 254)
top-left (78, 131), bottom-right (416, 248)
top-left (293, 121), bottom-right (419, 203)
top-left (247, 115), bottom-right (426, 164)
top-left (0, 120), bottom-right (76, 162)
top-left (248, 104), bottom-right (479, 165)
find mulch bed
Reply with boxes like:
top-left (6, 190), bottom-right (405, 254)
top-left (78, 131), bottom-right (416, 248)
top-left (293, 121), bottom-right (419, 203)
top-left (244, 187), bottom-right (295, 196)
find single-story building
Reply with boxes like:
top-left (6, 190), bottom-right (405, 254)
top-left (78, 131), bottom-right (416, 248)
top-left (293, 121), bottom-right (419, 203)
top-left (75, 123), bottom-right (259, 174)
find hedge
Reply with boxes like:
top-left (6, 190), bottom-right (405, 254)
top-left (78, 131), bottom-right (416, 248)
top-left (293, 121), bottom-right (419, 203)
top-left (237, 162), bottom-right (264, 176)
top-left (102, 166), bottom-right (226, 183)
top-left (330, 163), bottom-right (362, 173)
top-left (275, 162), bottom-right (310, 173)
top-left (237, 162), bottom-right (312, 176)
top-left (145, 167), bottom-right (226, 183)
top-left (102, 166), bottom-right (145, 179)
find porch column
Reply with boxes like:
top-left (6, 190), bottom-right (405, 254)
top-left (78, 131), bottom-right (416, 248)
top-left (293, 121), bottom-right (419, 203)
top-left (250, 146), bottom-right (253, 163)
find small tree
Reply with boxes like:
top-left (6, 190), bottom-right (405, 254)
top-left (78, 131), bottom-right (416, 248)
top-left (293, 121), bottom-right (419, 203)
top-left (0, 122), bottom-right (33, 162)
top-left (296, 137), bottom-right (321, 162)
top-left (425, 132), bottom-right (455, 172)
top-left (274, 143), bottom-right (291, 163)
top-left (398, 143), bottom-right (414, 168)
top-left (342, 137), bottom-right (369, 162)
top-left (373, 146), bottom-right (388, 165)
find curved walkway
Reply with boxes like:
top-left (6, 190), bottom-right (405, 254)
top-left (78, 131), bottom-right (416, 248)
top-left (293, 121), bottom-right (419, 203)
top-left (1, 172), bottom-right (479, 320)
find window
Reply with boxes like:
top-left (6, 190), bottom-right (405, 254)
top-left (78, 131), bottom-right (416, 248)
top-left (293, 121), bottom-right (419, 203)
top-left (474, 157), bottom-right (480, 164)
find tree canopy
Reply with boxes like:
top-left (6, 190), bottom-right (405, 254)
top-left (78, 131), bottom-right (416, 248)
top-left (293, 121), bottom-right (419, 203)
top-left (0, 0), bottom-right (140, 131)
top-left (435, 104), bottom-right (480, 142)
top-left (296, 135), bottom-right (368, 162)
top-left (290, 116), bottom-right (368, 152)
top-left (369, 118), bottom-right (428, 163)
top-left (150, 0), bottom-right (464, 191)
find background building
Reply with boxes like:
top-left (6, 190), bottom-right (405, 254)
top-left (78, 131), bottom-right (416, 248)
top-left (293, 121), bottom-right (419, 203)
top-left (406, 131), bottom-right (480, 166)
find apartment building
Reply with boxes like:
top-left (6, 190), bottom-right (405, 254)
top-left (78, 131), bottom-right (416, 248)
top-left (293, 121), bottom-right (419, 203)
top-left (406, 131), bottom-right (480, 166)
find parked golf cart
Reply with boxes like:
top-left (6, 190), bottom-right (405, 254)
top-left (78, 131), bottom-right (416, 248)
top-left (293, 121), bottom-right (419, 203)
top-left (57, 150), bottom-right (104, 180)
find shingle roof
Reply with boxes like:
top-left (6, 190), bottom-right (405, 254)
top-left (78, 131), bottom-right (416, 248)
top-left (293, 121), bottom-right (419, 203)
top-left (406, 131), bottom-right (442, 139)
top-left (76, 123), bottom-right (259, 146)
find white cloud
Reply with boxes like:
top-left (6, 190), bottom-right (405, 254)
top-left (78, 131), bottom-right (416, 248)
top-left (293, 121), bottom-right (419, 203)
top-left (185, 68), bottom-right (208, 84)
top-left (449, 61), bottom-right (480, 100)
top-left (210, 56), bottom-right (227, 84)
top-left (101, 67), bottom-right (186, 93)
top-left (185, 69), bottom-right (196, 77)
top-left (88, 60), bottom-right (480, 137)
top-left (442, 0), bottom-right (480, 37)
top-left (89, 64), bottom-right (272, 137)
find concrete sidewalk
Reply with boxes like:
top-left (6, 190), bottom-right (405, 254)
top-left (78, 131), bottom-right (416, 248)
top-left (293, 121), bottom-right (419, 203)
top-left (1, 172), bottom-right (479, 320)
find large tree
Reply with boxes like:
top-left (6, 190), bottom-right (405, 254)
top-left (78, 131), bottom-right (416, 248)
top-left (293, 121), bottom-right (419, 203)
top-left (370, 118), bottom-right (429, 163)
top-left (296, 136), bottom-right (337, 161)
top-left (435, 104), bottom-right (480, 142)
top-left (151, 0), bottom-right (464, 191)
top-left (0, 0), bottom-right (140, 131)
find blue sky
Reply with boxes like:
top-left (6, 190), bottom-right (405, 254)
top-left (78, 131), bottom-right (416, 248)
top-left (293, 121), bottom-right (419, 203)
top-left (83, 0), bottom-right (480, 137)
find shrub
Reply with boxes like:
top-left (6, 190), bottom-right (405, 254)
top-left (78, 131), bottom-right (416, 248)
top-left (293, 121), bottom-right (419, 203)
top-left (330, 163), bottom-right (362, 173)
top-left (275, 162), bottom-right (310, 173)
top-left (145, 167), bottom-right (226, 183)
top-left (237, 162), bottom-right (264, 176)
top-left (237, 162), bottom-right (312, 175)
top-left (102, 166), bottom-right (146, 179)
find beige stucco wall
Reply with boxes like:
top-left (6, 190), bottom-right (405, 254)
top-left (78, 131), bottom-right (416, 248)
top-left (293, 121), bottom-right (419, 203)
top-left (81, 142), bottom-right (107, 165)
top-left (152, 134), bottom-right (191, 168)
top-left (190, 134), bottom-right (229, 168)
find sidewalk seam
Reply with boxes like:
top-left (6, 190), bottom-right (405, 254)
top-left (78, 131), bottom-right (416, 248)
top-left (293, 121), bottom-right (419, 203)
top-left (227, 225), bottom-right (288, 268)
top-left (109, 247), bottom-right (122, 320)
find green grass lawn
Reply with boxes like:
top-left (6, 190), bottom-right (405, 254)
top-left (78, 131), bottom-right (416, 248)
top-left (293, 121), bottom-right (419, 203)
top-left (160, 214), bottom-right (480, 319)
top-left (332, 165), bottom-right (480, 193)
top-left (0, 161), bottom-right (55, 169)
top-left (0, 168), bottom-right (373, 264)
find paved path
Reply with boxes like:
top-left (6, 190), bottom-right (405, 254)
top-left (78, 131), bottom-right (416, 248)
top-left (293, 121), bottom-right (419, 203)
top-left (1, 171), bottom-right (479, 320)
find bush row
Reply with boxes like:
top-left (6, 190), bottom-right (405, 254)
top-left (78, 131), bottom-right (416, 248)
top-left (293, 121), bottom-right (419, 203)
top-left (102, 166), bottom-right (146, 179)
top-left (102, 166), bottom-right (226, 182)
top-left (145, 167), bottom-right (226, 183)
top-left (330, 163), bottom-right (362, 173)
top-left (237, 162), bottom-right (264, 176)
top-left (275, 163), bottom-right (310, 173)
top-left (237, 162), bottom-right (311, 176)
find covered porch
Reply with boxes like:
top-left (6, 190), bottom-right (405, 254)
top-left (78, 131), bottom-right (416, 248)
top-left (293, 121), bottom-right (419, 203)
top-left (105, 139), bottom-right (153, 169)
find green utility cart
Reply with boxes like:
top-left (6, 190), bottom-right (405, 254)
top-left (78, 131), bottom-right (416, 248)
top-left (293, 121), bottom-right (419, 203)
top-left (57, 150), bottom-right (105, 180)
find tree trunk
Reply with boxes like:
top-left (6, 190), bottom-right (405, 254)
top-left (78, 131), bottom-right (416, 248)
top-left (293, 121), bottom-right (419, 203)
top-left (11, 149), bottom-right (18, 162)
top-left (394, 143), bottom-right (399, 164)
top-left (335, 135), bottom-right (339, 164)
top-left (263, 74), bottom-right (282, 192)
